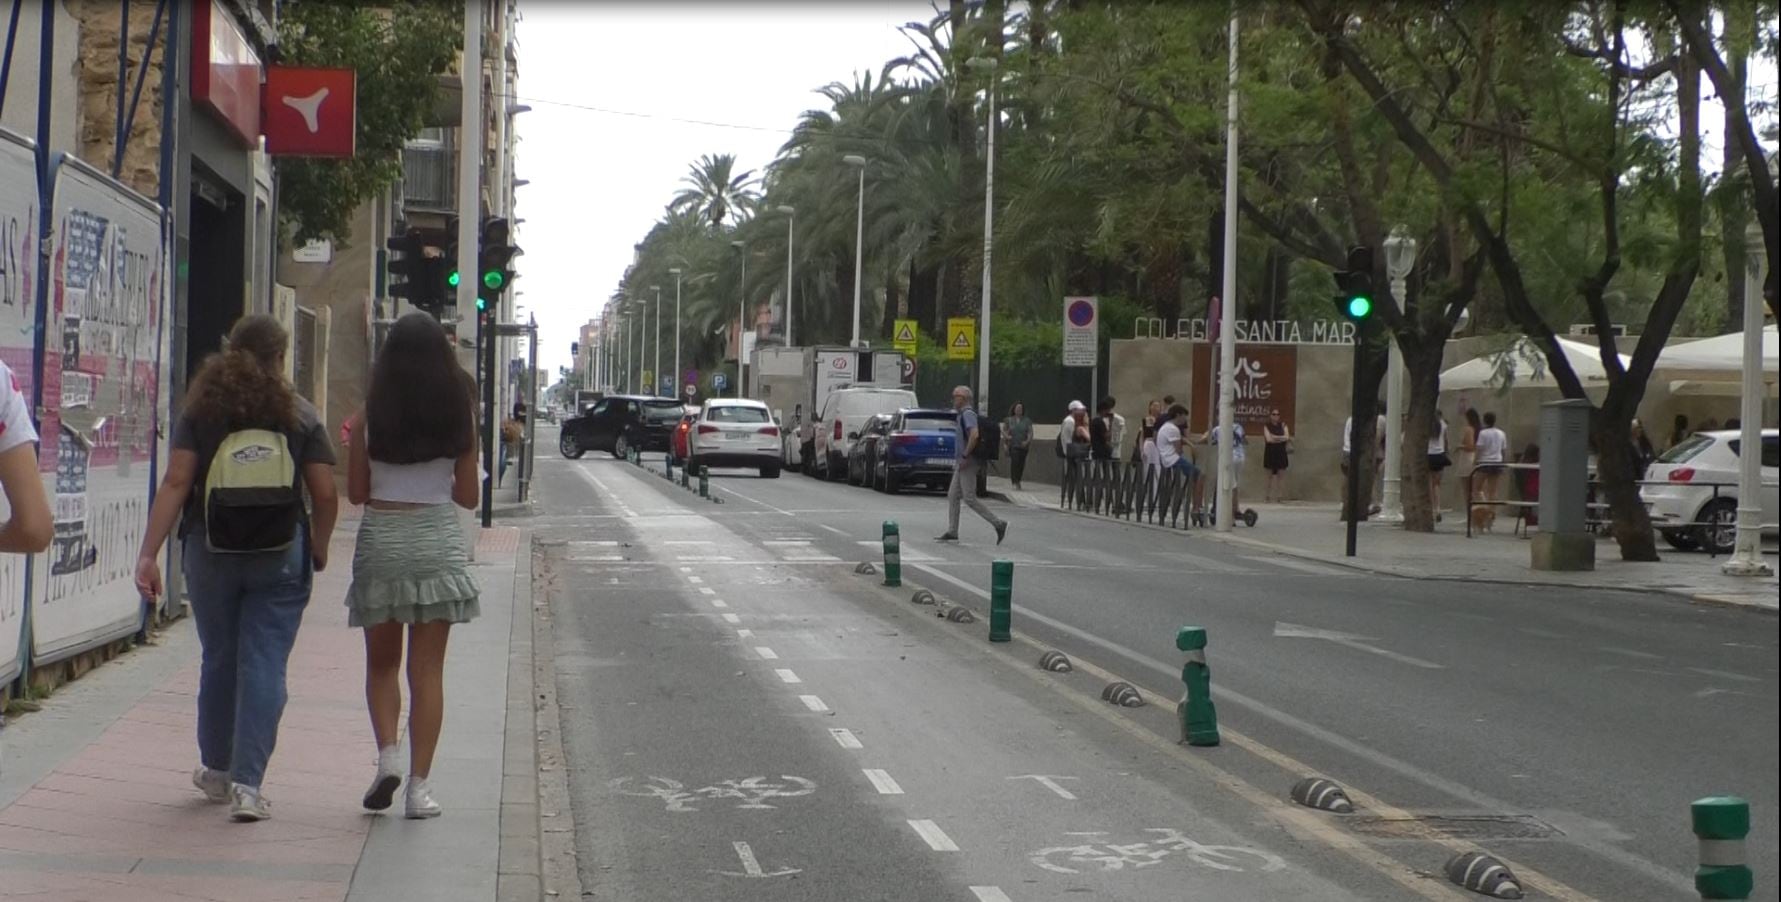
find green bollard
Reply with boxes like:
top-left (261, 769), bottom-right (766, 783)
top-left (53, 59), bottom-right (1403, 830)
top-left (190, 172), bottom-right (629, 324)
top-left (882, 521), bottom-right (902, 588)
top-left (698, 466), bottom-right (710, 498)
top-left (1693, 796), bottom-right (1752, 900)
top-left (1176, 626), bottom-right (1220, 747)
top-left (988, 560), bottom-right (1013, 642)
top-left (681, 464), bottom-right (691, 489)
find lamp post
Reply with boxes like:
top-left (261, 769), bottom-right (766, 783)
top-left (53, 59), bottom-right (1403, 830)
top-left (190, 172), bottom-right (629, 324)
top-left (639, 297), bottom-right (650, 395)
top-left (844, 154), bottom-right (869, 348)
top-left (1724, 218), bottom-right (1773, 576)
top-left (967, 56), bottom-right (999, 414)
top-left (776, 205), bottom-right (796, 347)
top-left (651, 284), bottom-right (662, 396)
top-left (669, 267), bottom-right (683, 400)
top-left (1214, 10), bottom-right (1240, 532)
top-left (1380, 225), bottom-right (1416, 524)
top-left (732, 240), bottom-right (748, 398)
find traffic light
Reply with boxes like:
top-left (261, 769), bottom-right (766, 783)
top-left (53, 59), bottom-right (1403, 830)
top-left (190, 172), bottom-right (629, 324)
top-left (1332, 245), bottom-right (1375, 325)
top-left (477, 217), bottom-right (521, 313)
top-left (385, 228), bottom-right (425, 304)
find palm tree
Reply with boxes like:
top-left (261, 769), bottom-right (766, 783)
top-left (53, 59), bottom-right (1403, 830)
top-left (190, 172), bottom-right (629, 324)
top-left (670, 153), bottom-right (760, 229)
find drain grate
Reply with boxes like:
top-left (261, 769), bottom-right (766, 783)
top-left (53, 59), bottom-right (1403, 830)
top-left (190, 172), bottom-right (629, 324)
top-left (1345, 814), bottom-right (1563, 841)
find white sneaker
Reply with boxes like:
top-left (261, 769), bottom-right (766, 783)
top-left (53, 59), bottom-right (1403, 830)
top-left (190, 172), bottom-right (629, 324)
top-left (404, 777), bottom-right (442, 819)
top-left (229, 783), bottom-right (271, 822)
top-left (362, 748), bottom-right (405, 811)
top-left (192, 767), bottom-right (230, 804)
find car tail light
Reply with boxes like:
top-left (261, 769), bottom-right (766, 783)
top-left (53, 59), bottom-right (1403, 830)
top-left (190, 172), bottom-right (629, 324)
top-left (758, 426), bottom-right (779, 437)
top-left (698, 424), bottom-right (719, 435)
top-left (891, 433), bottom-right (918, 445)
top-left (1668, 467), bottom-right (1695, 483)
top-left (834, 420), bottom-right (844, 441)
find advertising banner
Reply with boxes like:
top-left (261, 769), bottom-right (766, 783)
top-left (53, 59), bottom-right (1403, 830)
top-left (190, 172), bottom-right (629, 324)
top-left (31, 156), bottom-right (168, 664)
top-left (0, 129), bottom-right (38, 685)
top-left (1190, 344), bottom-right (1297, 435)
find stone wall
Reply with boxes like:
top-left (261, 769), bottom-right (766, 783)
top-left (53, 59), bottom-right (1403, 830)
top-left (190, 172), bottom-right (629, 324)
top-left (276, 202), bottom-right (378, 468)
top-left (70, 0), bottom-right (168, 198)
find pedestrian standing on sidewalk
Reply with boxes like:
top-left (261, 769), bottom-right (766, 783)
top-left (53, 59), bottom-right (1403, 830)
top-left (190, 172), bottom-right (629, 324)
top-left (0, 358), bottom-right (51, 554)
top-left (1455, 407), bottom-right (1481, 504)
top-left (1262, 408), bottom-right (1290, 503)
top-left (346, 312), bottom-right (482, 820)
top-left (1427, 410), bottom-right (1451, 521)
top-left (937, 385), bottom-right (1007, 545)
top-left (1002, 401), bottom-right (1032, 490)
top-left (133, 315), bottom-right (339, 823)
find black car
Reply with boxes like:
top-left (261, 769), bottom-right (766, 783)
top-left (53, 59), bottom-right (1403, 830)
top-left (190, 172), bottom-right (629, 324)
top-left (559, 395), bottom-right (683, 459)
top-left (846, 414), bottom-right (894, 486)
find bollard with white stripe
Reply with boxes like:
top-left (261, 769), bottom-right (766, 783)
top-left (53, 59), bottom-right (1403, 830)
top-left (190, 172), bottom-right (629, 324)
top-left (1176, 626), bottom-right (1220, 747)
top-left (1693, 796), bottom-right (1752, 900)
top-left (698, 465), bottom-right (710, 498)
top-left (1444, 852), bottom-right (1523, 898)
top-left (882, 521), bottom-right (901, 588)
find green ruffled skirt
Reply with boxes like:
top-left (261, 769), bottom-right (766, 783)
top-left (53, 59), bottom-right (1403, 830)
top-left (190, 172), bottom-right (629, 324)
top-left (346, 505), bottom-right (481, 627)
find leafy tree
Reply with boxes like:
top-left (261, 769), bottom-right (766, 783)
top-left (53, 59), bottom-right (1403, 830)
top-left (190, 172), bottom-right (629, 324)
top-left (275, 1), bottom-right (461, 245)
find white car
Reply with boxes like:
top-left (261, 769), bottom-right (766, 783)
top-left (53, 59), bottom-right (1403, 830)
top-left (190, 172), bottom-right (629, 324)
top-left (811, 385), bottom-right (919, 481)
top-left (689, 398), bottom-right (782, 479)
top-left (1642, 428), bottom-right (1779, 554)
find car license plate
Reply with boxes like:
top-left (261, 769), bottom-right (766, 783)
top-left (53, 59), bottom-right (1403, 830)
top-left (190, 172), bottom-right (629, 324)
top-left (926, 457), bottom-right (953, 467)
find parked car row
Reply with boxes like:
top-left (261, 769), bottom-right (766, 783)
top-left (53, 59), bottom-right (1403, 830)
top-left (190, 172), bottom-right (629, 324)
top-left (1641, 428), bottom-right (1779, 554)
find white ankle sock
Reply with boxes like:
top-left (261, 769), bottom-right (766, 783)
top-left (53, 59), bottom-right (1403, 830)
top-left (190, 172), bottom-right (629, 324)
top-left (378, 745), bottom-right (403, 773)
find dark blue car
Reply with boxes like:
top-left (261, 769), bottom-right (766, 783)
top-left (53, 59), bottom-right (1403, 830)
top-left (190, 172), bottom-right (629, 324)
top-left (871, 408), bottom-right (958, 494)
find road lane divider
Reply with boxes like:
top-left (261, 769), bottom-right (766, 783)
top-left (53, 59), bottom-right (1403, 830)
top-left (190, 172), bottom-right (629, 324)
top-left (908, 819), bottom-right (960, 852)
top-left (988, 561), bottom-right (1012, 643)
top-left (863, 769), bottom-right (905, 795)
top-left (1692, 796), bottom-right (1752, 901)
top-left (883, 521), bottom-right (902, 588)
top-left (1176, 626), bottom-right (1220, 747)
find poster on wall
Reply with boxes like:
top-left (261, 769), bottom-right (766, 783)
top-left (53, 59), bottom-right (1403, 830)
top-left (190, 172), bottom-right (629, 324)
top-left (1190, 344), bottom-right (1298, 435)
top-left (30, 155), bottom-right (168, 665)
top-left (0, 129), bottom-right (39, 685)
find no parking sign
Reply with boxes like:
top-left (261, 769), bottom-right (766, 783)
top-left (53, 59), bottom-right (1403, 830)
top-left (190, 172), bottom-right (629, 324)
top-left (1064, 296), bottom-right (1097, 367)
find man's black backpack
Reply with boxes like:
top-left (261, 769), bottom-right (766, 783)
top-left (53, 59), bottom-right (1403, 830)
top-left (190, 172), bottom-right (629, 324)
top-left (971, 414), bottom-right (1000, 462)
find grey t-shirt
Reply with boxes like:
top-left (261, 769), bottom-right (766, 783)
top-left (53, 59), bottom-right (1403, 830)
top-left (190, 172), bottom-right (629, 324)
top-left (956, 407), bottom-right (980, 461)
top-left (172, 396), bottom-right (335, 536)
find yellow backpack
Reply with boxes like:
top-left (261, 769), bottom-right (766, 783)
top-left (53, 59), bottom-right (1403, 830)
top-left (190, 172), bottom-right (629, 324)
top-left (204, 428), bottom-right (301, 553)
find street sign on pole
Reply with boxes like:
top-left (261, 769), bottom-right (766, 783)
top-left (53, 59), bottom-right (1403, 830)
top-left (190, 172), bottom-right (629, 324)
top-left (1063, 296), bottom-right (1097, 367)
top-left (893, 319), bottom-right (918, 356)
top-left (947, 318), bottom-right (976, 362)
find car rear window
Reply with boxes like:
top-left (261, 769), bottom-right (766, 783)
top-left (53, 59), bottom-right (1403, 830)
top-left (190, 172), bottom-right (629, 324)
top-left (1656, 434), bottom-right (1713, 464)
top-left (706, 405), bottom-right (770, 424)
top-left (903, 413), bottom-right (955, 430)
top-left (641, 402), bottom-right (684, 423)
top-left (838, 391), bottom-right (918, 418)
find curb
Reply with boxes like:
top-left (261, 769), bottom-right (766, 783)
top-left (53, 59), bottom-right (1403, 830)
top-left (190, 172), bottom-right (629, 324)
top-left (993, 487), bottom-right (1780, 615)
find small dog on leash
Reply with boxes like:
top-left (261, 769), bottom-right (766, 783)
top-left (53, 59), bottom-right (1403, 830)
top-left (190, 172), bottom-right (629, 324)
top-left (1470, 504), bottom-right (1496, 533)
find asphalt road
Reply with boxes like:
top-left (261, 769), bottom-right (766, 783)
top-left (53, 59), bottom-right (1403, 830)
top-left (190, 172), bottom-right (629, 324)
top-left (526, 434), bottom-right (1778, 902)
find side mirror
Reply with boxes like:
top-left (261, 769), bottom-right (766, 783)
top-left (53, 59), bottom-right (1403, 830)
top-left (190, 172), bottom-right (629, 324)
top-left (847, 432), bottom-right (860, 441)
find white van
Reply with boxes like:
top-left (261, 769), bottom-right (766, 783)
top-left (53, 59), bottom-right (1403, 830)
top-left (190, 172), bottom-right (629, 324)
top-left (812, 385), bottom-right (919, 480)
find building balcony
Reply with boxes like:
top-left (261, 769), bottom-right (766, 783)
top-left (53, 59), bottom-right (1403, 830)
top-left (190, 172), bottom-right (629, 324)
top-left (401, 143), bottom-right (455, 213)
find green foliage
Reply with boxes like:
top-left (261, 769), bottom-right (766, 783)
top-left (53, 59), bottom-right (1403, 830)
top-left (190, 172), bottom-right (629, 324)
top-left (275, 2), bottom-right (461, 245)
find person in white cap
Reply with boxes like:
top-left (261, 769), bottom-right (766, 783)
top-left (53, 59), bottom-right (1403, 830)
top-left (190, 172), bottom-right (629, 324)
top-left (1058, 400), bottom-right (1090, 457)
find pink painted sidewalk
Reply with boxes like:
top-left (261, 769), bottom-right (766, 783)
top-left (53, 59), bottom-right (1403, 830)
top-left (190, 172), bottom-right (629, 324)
top-left (0, 518), bottom-right (524, 902)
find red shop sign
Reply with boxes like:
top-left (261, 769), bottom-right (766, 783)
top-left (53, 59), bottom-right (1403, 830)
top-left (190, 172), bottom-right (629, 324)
top-left (262, 66), bottom-right (357, 157)
top-left (192, 0), bottom-right (262, 148)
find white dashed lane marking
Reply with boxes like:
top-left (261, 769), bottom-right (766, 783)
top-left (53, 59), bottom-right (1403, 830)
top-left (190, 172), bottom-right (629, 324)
top-left (908, 819), bottom-right (959, 852)
top-left (863, 769), bottom-right (904, 795)
top-left (697, 587), bottom-right (718, 595)
top-left (799, 695), bottom-right (829, 713)
top-left (710, 599), bottom-right (729, 609)
top-left (754, 647), bottom-right (779, 660)
top-left (774, 669), bottom-right (802, 684)
top-left (970, 889), bottom-right (1013, 902)
top-left (829, 728), bottom-right (863, 750)
top-left (736, 629), bottom-right (754, 639)
top-left (721, 613), bottom-right (741, 624)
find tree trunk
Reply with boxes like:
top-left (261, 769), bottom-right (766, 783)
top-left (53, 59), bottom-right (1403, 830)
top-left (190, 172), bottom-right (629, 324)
top-left (1399, 340), bottom-right (1444, 532)
top-left (881, 270), bottom-right (901, 340)
top-left (910, 259), bottom-right (940, 334)
top-left (1592, 411), bottom-right (1657, 561)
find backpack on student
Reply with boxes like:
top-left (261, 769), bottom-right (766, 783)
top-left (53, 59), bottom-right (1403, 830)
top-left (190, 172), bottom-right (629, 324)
top-left (973, 421), bottom-right (1000, 462)
top-left (204, 428), bottom-right (302, 553)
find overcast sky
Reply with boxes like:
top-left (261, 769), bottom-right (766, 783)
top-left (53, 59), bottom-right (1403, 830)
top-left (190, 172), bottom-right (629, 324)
top-left (515, 2), bottom-right (932, 381)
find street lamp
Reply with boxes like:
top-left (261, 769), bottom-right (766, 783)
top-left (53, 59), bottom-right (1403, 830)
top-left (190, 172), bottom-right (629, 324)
top-left (669, 267), bottom-right (683, 400)
top-left (651, 284), bottom-right (662, 396)
top-left (1380, 225), bottom-right (1416, 523)
top-left (732, 240), bottom-right (748, 398)
top-left (1724, 217), bottom-right (1772, 576)
top-left (844, 154), bottom-right (869, 348)
top-left (776, 205), bottom-right (796, 347)
top-left (967, 56), bottom-right (999, 414)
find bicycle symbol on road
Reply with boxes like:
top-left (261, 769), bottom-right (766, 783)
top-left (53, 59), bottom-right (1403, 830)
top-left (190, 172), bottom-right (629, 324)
top-left (1030, 828), bottom-right (1286, 875)
top-left (609, 776), bottom-right (817, 812)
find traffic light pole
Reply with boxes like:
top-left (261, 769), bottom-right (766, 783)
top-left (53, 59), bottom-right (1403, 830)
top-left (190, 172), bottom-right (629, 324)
top-left (1345, 335), bottom-right (1364, 557)
top-left (481, 308), bottom-right (497, 528)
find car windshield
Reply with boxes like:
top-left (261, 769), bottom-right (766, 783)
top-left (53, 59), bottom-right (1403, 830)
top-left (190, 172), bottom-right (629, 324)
top-left (641, 402), bottom-right (684, 423)
top-left (706, 405), bottom-right (770, 424)
top-left (902, 413), bottom-right (955, 431)
top-left (1656, 434), bottom-right (1713, 464)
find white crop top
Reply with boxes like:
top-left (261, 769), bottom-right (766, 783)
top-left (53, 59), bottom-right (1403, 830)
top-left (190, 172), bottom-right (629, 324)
top-left (370, 456), bottom-right (456, 504)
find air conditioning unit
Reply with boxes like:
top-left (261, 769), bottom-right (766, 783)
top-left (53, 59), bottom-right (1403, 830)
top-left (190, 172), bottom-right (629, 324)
top-left (1567, 323), bottom-right (1628, 337)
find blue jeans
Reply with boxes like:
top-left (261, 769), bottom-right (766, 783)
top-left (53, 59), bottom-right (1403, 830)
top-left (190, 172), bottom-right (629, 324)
top-left (182, 532), bottom-right (312, 789)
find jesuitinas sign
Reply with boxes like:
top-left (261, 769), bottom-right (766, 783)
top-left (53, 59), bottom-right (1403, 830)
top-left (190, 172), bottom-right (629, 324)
top-left (1190, 344), bottom-right (1297, 435)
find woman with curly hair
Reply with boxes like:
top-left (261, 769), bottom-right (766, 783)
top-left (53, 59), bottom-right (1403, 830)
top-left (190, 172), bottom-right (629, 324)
top-left (135, 314), bottom-right (339, 822)
top-left (344, 312), bottom-right (481, 819)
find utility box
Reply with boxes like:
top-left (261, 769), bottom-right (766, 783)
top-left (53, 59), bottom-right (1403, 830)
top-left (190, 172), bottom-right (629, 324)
top-left (1531, 398), bottom-right (1595, 571)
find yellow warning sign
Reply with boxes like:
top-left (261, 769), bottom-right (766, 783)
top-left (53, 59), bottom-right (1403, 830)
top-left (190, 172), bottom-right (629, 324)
top-left (946, 317), bottom-right (976, 361)
top-left (893, 319), bottom-right (918, 356)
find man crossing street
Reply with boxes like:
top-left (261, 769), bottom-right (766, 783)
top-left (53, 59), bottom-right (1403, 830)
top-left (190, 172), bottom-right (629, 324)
top-left (937, 385), bottom-right (1007, 544)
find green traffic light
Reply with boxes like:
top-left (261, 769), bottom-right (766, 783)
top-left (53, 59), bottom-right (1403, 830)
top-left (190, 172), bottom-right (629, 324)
top-left (1346, 295), bottom-right (1372, 319)
top-left (482, 270), bottom-right (505, 291)
top-left (448, 270), bottom-right (461, 288)
top-left (476, 296), bottom-right (487, 311)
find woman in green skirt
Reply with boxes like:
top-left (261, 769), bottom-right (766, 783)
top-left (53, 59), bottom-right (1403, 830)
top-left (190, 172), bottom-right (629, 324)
top-left (345, 313), bottom-right (481, 818)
